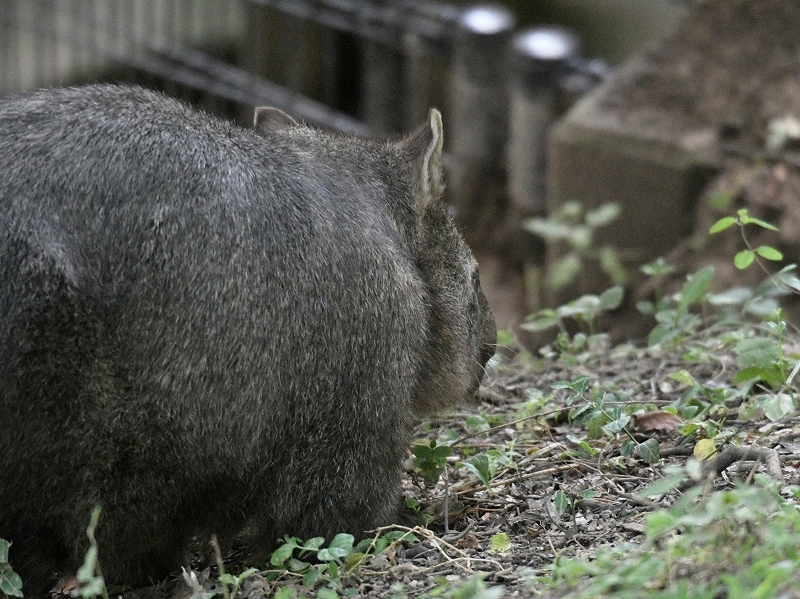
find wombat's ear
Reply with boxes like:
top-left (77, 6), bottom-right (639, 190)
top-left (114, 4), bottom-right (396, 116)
top-left (253, 107), bottom-right (297, 135)
top-left (404, 108), bottom-right (445, 214)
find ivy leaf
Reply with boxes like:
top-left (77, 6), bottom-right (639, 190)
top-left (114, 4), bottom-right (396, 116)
top-left (317, 534), bottom-right (354, 561)
top-left (736, 338), bottom-right (781, 369)
top-left (634, 438), bottom-right (660, 464)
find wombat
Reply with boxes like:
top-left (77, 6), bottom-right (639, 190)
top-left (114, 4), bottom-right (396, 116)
top-left (0, 84), bottom-right (495, 595)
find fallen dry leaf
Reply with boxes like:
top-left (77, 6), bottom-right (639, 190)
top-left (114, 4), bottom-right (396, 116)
top-left (634, 411), bottom-right (684, 432)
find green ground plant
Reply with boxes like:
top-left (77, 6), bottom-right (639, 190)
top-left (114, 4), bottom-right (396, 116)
top-left (532, 478), bottom-right (800, 599)
top-left (553, 375), bottom-right (660, 464)
top-left (524, 201), bottom-right (627, 290)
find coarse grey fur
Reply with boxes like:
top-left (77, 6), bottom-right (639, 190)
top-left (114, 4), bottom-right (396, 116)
top-left (0, 84), bottom-right (495, 595)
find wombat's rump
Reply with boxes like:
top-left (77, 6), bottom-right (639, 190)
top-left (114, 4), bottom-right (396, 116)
top-left (0, 85), bottom-right (495, 595)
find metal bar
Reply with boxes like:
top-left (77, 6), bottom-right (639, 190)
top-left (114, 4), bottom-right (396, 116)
top-left (0, 5), bottom-right (370, 135)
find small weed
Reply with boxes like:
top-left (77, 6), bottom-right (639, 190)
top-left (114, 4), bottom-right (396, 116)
top-left (266, 533), bottom-right (356, 592)
top-left (553, 489), bottom-right (599, 517)
top-left (413, 439), bottom-right (453, 487)
top-left (460, 442), bottom-right (521, 490)
top-left (644, 265), bottom-right (715, 347)
top-left (710, 208), bottom-right (784, 272)
top-left (539, 479), bottom-right (800, 598)
top-left (554, 375), bottom-right (660, 463)
top-left (524, 201), bottom-right (627, 290)
top-left (524, 287), bottom-right (623, 364)
top-left (265, 529), bottom-right (418, 597)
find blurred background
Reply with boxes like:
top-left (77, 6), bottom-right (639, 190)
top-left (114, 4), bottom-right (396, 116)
top-left (13, 1), bottom-right (773, 341)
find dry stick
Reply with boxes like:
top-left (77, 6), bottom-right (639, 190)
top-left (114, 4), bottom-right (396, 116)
top-left (678, 445), bottom-right (783, 491)
top-left (378, 525), bottom-right (504, 575)
top-left (443, 463), bottom-right (450, 535)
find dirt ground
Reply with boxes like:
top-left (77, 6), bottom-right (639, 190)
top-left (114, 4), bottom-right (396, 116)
top-left (141, 338), bottom-right (799, 599)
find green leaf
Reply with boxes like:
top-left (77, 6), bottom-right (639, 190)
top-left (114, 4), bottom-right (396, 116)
top-left (412, 444), bottom-right (431, 458)
top-left (317, 534), bottom-right (354, 561)
top-left (586, 202), bottom-right (621, 227)
top-left (316, 587), bottom-right (339, 599)
top-left (547, 254), bottom-right (582, 290)
top-left (677, 266), bottom-right (714, 315)
top-left (736, 338), bottom-right (781, 369)
top-left (554, 490), bottom-right (570, 515)
top-left (761, 393), bottom-right (795, 421)
top-left (466, 415), bottom-right (491, 432)
top-left (304, 537), bottom-right (326, 551)
top-left (708, 287), bottom-right (753, 306)
top-left (523, 217), bottom-right (574, 241)
top-left (755, 245), bottom-right (783, 261)
top-left (599, 286), bottom-right (624, 310)
top-left (288, 557), bottom-right (310, 572)
top-left (432, 444), bottom-right (452, 459)
top-left (270, 541), bottom-right (298, 566)
top-left (568, 375), bottom-right (591, 393)
top-left (0, 572), bottom-right (24, 598)
top-left (644, 510), bottom-right (678, 537)
top-left (709, 216), bottom-right (737, 234)
top-left (329, 533), bottom-right (355, 553)
top-left (490, 532), bottom-right (512, 553)
top-left (634, 438), bottom-right (660, 464)
top-left (670, 369), bottom-right (698, 386)
top-left (681, 405), bottom-right (699, 419)
top-left (558, 295), bottom-right (600, 318)
top-left (463, 453), bottom-right (492, 488)
top-left (520, 310), bottom-right (560, 332)
top-left (639, 474), bottom-right (684, 499)
top-left (0, 540), bottom-right (9, 563)
top-left (603, 413), bottom-right (630, 434)
top-left (734, 250), bottom-right (755, 269)
top-left (302, 567), bottom-right (322, 587)
top-left (569, 225), bottom-right (592, 250)
top-left (620, 439), bottom-right (635, 457)
top-left (274, 588), bottom-right (297, 599)
top-left (741, 215), bottom-right (779, 231)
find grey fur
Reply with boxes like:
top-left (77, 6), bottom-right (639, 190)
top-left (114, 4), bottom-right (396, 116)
top-left (0, 85), bottom-right (495, 595)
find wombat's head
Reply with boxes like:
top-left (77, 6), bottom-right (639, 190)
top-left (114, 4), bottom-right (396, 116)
top-left (254, 107), bottom-right (496, 414)
top-left (398, 109), bottom-right (497, 414)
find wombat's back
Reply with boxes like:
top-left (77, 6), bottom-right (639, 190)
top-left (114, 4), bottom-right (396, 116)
top-left (0, 85), bottom-right (494, 595)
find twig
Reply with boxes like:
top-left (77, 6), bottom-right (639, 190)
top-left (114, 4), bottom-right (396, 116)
top-left (678, 445), bottom-right (783, 491)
